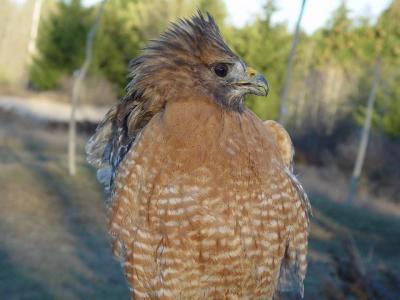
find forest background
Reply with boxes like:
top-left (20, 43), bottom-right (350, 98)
top-left (0, 0), bottom-right (399, 299)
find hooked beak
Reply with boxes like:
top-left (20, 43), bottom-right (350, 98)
top-left (235, 67), bottom-right (269, 97)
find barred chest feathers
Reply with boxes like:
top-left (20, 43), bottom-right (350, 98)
top-left (109, 99), bottom-right (309, 299)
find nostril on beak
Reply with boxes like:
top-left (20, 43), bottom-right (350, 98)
top-left (247, 67), bottom-right (257, 78)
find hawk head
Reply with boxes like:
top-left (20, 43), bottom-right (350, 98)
top-left (86, 12), bottom-right (270, 190)
top-left (128, 11), bottom-right (269, 112)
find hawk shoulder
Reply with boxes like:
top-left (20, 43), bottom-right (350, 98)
top-left (263, 120), bottom-right (294, 170)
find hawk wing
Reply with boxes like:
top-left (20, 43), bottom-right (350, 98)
top-left (263, 120), bottom-right (294, 171)
top-left (264, 120), bottom-right (311, 297)
top-left (86, 90), bottom-right (164, 192)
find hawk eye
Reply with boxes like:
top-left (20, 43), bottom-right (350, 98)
top-left (214, 63), bottom-right (228, 77)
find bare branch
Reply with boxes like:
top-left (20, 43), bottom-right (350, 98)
top-left (346, 57), bottom-right (381, 203)
top-left (278, 0), bottom-right (307, 124)
top-left (68, 0), bottom-right (107, 175)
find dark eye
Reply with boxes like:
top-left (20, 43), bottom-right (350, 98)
top-left (214, 63), bottom-right (228, 77)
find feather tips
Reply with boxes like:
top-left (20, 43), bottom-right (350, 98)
top-left (275, 168), bottom-right (310, 298)
top-left (86, 104), bottom-right (117, 169)
top-left (262, 120), bottom-right (311, 298)
top-left (85, 93), bottom-right (157, 191)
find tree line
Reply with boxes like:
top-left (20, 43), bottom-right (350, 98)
top-left (29, 0), bottom-right (400, 137)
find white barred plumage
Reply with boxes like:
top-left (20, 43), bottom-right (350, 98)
top-left (87, 11), bottom-right (310, 300)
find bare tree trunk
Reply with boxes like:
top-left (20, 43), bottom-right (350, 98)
top-left (346, 58), bottom-right (381, 204)
top-left (28, 0), bottom-right (43, 57)
top-left (68, 0), bottom-right (107, 176)
top-left (278, 0), bottom-right (307, 124)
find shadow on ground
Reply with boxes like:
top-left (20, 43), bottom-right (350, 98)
top-left (0, 112), bottom-right (129, 300)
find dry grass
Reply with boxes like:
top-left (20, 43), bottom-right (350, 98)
top-left (59, 75), bottom-right (118, 106)
top-left (0, 75), bottom-right (118, 107)
top-left (296, 163), bottom-right (400, 218)
top-left (0, 111), bottom-right (128, 300)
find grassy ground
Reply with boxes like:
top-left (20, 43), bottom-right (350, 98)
top-left (0, 113), bottom-right (128, 300)
top-left (0, 112), bottom-right (399, 299)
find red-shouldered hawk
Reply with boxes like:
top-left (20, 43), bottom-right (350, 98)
top-left (86, 12), bottom-right (310, 300)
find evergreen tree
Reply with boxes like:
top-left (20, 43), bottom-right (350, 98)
top-left (197, 0), bottom-right (227, 25)
top-left (28, 0), bottom-right (400, 137)
top-left (91, 0), bottom-right (142, 93)
top-left (228, 0), bottom-right (291, 120)
top-left (376, 0), bottom-right (400, 137)
top-left (29, 0), bottom-right (93, 89)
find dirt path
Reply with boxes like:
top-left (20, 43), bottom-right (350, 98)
top-left (0, 112), bottom-right (128, 300)
top-left (0, 95), bottom-right (109, 123)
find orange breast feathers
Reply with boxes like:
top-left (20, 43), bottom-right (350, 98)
top-left (107, 98), bottom-right (310, 299)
